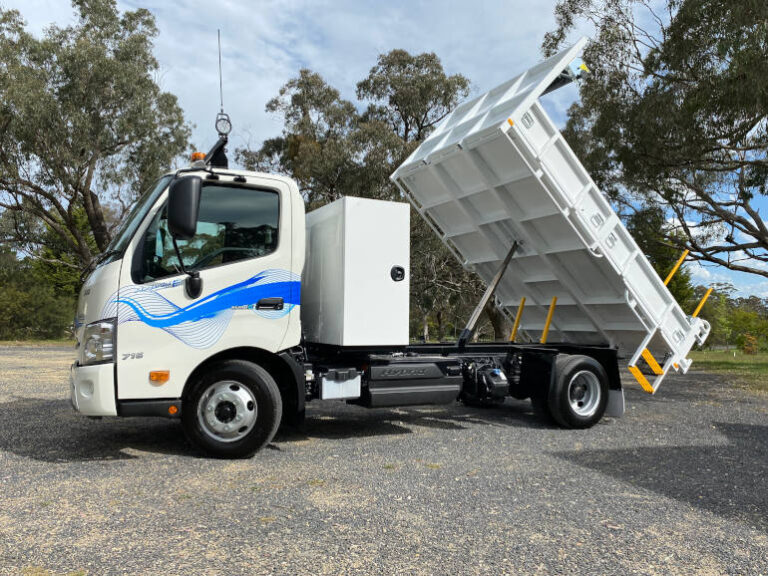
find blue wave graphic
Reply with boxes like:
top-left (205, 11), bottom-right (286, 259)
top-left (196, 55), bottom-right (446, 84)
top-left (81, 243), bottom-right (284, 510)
top-left (102, 269), bottom-right (300, 348)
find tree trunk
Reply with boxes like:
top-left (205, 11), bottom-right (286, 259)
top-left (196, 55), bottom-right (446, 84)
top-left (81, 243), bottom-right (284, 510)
top-left (422, 313), bottom-right (429, 342)
top-left (484, 302), bottom-right (507, 341)
top-left (84, 190), bottom-right (111, 252)
top-left (435, 309), bottom-right (444, 342)
top-left (79, 156), bottom-right (111, 253)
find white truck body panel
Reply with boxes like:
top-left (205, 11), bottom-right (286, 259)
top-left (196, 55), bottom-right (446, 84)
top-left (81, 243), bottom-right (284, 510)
top-left (391, 38), bottom-right (709, 392)
top-left (302, 196), bottom-right (410, 346)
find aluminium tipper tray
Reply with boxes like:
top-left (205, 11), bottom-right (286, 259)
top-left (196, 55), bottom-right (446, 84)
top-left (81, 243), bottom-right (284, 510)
top-left (391, 38), bottom-right (710, 392)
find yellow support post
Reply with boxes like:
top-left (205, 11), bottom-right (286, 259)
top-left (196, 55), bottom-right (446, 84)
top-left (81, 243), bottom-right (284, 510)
top-left (540, 296), bottom-right (557, 344)
top-left (509, 297), bottom-right (526, 342)
top-left (664, 249), bottom-right (689, 286)
top-left (692, 287), bottom-right (714, 318)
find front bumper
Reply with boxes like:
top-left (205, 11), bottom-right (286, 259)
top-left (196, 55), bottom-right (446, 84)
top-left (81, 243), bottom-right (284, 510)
top-left (69, 363), bottom-right (118, 416)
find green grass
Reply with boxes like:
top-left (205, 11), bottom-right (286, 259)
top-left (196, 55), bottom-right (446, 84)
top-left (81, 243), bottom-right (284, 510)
top-left (0, 338), bottom-right (75, 347)
top-left (689, 349), bottom-right (768, 393)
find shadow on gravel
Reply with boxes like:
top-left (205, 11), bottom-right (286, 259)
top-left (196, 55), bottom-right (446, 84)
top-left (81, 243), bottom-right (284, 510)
top-left (276, 399), bottom-right (545, 444)
top-left (555, 422), bottom-right (768, 532)
top-left (0, 396), bottom-right (544, 461)
top-left (0, 398), bottom-right (188, 462)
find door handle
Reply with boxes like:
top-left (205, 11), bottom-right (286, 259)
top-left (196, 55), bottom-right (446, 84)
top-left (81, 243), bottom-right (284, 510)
top-left (256, 297), bottom-right (284, 310)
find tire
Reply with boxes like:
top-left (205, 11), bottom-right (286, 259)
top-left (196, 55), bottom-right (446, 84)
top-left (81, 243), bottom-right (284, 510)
top-left (182, 360), bottom-right (282, 458)
top-left (547, 354), bottom-right (608, 429)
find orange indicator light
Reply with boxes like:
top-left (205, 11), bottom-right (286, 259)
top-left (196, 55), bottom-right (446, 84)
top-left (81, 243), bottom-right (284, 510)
top-left (149, 370), bottom-right (170, 384)
top-left (168, 405), bottom-right (179, 416)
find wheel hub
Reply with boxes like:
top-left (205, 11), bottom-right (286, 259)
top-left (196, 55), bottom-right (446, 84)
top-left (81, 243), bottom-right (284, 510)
top-left (214, 401), bottom-right (236, 423)
top-left (567, 370), bottom-right (601, 418)
top-left (571, 383), bottom-right (587, 401)
top-left (197, 381), bottom-right (258, 443)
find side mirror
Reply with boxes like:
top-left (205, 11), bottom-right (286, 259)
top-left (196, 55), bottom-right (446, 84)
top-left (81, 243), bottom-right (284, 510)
top-left (167, 176), bottom-right (202, 240)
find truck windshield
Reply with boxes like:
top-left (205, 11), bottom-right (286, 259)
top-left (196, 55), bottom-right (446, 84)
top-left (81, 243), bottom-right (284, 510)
top-left (97, 176), bottom-right (172, 267)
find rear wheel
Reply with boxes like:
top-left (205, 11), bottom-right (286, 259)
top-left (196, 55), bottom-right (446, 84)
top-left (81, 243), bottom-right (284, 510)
top-left (547, 354), bottom-right (608, 428)
top-left (182, 360), bottom-right (282, 458)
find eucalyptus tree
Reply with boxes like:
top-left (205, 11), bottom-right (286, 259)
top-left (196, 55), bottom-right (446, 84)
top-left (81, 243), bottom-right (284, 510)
top-left (0, 0), bottom-right (190, 270)
top-left (237, 69), bottom-right (367, 208)
top-left (546, 0), bottom-right (768, 277)
top-left (238, 51), bottom-right (504, 340)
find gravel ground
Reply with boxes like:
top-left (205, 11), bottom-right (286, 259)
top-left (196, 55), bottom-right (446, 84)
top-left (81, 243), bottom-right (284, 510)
top-left (1, 346), bottom-right (767, 575)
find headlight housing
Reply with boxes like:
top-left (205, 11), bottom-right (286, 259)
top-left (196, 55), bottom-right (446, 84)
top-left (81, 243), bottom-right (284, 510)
top-left (82, 319), bottom-right (115, 365)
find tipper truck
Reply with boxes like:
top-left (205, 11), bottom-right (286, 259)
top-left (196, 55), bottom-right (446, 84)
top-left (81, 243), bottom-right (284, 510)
top-left (70, 39), bottom-right (711, 458)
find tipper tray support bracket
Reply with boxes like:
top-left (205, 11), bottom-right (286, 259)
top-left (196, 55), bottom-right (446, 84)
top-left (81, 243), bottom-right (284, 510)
top-left (458, 241), bottom-right (519, 349)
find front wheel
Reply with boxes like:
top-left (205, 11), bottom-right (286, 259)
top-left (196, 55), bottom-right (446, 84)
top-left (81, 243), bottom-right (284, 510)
top-left (182, 360), bottom-right (282, 458)
top-left (547, 354), bottom-right (608, 429)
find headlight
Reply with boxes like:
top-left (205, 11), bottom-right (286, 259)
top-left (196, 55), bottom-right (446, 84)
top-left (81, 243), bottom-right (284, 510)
top-left (82, 319), bottom-right (115, 365)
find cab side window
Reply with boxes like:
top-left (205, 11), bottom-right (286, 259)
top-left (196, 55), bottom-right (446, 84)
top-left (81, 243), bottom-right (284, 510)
top-left (138, 184), bottom-right (280, 283)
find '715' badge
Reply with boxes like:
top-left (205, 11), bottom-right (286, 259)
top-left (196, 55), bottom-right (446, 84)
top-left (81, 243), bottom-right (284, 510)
top-left (122, 352), bottom-right (144, 360)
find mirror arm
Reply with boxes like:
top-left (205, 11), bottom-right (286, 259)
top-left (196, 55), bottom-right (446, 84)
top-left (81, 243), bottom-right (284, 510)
top-left (171, 237), bottom-right (203, 299)
top-left (171, 236), bottom-right (188, 276)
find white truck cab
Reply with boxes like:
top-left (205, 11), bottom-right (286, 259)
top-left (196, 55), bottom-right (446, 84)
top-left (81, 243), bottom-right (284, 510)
top-left (72, 170), bottom-right (306, 428)
top-left (76, 169), bottom-right (304, 399)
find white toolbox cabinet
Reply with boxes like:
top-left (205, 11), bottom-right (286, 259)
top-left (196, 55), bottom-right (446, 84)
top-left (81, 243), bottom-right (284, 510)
top-left (301, 196), bottom-right (411, 347)
top-left (391, 38), bottom-right (710, 393)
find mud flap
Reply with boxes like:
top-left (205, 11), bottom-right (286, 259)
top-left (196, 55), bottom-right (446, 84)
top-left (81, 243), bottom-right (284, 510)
top-left (606, 388), bottom-right (625, 418)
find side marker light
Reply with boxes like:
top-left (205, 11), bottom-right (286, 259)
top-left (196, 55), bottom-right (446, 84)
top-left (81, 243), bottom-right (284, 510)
top-left (149, 370), bottom-right (170, 384)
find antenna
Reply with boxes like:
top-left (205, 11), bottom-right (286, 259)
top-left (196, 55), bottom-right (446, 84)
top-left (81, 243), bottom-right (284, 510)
top-left (217, 29), bottom-right (224, 113)
top-left (208, 28), bottom-right (231, 168)
top-left (214, 29), bottom-right (232, 138)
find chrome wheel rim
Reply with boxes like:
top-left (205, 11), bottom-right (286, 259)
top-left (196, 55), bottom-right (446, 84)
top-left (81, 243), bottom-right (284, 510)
top-left (197, 380), bottom-right (258, 443)
top-left (567, 370), bottom-right (601, 418)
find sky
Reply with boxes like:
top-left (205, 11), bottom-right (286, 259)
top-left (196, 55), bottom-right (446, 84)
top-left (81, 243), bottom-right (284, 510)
top-left (2, 0), bottom-right (766, 297)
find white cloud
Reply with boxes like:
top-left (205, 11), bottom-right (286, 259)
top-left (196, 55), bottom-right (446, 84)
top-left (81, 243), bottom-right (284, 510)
top-left (734, 279), bottom-right (768, 299)
top-left (689, 260), bottom-right (768, 298)
top-left (688, 262), bottom-right (711, 282)
top-left (3, 0), bottom-right (584, 151)
top-left (688, 263), bottom-right (739, 292)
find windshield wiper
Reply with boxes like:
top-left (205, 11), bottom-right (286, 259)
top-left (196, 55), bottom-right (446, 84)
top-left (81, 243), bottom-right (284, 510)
top-left (80, 249), bottom-right (121, 281)
top-left (95, 249), bottom-right (121, 265)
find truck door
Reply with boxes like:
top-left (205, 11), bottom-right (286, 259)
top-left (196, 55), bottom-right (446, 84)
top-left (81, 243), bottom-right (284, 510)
top-left (113, 178), bottom-right (299, 401)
